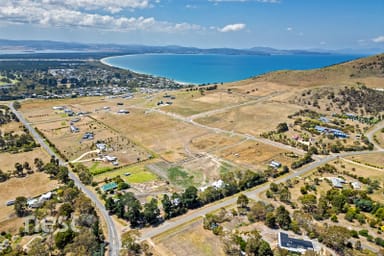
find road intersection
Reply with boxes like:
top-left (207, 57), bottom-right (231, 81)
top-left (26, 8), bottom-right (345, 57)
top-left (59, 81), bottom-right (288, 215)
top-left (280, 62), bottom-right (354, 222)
top-left (10, 99), bottom-right (383, 254)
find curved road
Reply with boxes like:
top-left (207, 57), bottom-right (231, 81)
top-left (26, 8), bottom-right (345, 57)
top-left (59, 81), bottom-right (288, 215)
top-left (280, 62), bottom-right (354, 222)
top-left (366, 119), bottom-right (384, 151)
top-left (9, 103), bottom-right (121, 256)
top-left (140, 149), bottom-right (383, 241)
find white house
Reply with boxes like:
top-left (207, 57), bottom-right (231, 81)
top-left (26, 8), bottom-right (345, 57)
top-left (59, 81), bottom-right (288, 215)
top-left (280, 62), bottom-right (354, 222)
top-left (105, 155), bottom-right (117, 162)
top-left (96, 143), bottom-right (107, 151)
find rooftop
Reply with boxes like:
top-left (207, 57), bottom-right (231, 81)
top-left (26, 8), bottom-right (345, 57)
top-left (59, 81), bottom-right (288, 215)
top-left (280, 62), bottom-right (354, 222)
top-left (278, 232), bottom-right (314, 253)
top-left (101, 182), bottom-right (117, 192)
top-left (328, 177), bottom-right (345, 188)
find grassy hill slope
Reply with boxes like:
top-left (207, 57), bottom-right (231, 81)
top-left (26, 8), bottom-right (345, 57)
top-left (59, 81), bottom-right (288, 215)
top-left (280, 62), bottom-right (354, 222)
top-left (253, 53), bottom-right (384, 87)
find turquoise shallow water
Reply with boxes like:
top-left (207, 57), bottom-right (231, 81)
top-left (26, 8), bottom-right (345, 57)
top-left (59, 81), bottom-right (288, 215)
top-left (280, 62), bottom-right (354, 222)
top-left (102, 54), bottom-right (365, 84)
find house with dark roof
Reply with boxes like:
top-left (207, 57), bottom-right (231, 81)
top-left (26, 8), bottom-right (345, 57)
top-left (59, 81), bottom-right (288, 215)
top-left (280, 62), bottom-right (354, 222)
top-left (278, 232), bottom-right (314, 254)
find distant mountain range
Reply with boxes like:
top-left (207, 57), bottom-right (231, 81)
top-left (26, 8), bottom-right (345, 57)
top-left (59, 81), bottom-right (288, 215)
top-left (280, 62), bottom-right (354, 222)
top-left (0, 39), bottom-right (383, 56)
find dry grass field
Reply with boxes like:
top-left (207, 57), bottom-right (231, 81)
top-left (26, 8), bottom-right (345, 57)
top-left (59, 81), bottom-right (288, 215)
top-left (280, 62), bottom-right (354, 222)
top-left (0, 148), bottom-right (51, 171)
top-left (346, 152), bottom-right (384, 169)
top-left (374, 130), bottom-right (384, 148)
top-left (255, 54), bottom-right (384, 88)
top-left (153, 219), bottom-right (225, 256)
top-left (217, 140), bottom-right (294, 170)
top-left (223, 80), bottom-right (292, 97)
top-left (92, 109), bottom-right (207, 162)
top-left (0, 172), bottom-right (59, 233)
top-left (189, 132), bottom-right (243, 153)
top-left (195, 102), bottom-right (302, 136)
top-left (0, 121), bottom-right (23, 135)
top-left (144, 89), bottom-right (251, 117)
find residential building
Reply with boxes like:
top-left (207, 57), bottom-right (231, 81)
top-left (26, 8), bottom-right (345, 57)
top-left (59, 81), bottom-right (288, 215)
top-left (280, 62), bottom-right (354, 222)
top-left (278, 232), bottom-right (314, 254)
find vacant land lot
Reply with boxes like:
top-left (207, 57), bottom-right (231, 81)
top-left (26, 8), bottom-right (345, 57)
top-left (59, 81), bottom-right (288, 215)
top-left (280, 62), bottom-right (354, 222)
top-left (153, 219), bottom-right (225, 256)
top-left (374, 130), bottom-right (384, 148)
top-left (217, 140), bottom-right (294, 170)
top-left (223, 80), bottom-right (291, 97)
top-left (346, 152), bottom-right (384, 169)
top-left (196, 102), bottom-right (302, 136)
top-left (93, 109), bottom-right (207, 162)
top-left (144, 89), bottom-right (251, 117)
top-left (0, 148), bottom-right (50, 171)
top-left (189, 132), bottom-right (243, 153)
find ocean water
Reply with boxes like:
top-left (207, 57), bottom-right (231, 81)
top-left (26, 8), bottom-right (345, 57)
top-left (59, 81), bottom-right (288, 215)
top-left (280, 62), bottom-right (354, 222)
top-left (102, 54), bottom-right (364, 84)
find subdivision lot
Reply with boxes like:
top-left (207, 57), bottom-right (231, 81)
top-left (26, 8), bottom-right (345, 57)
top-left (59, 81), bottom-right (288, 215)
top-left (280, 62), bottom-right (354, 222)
top-left (152, 219), bottom-right (225, 256)
top-left (346, 152), bottom-right (384, 169)
top-left (0, 148), bottom-right (50, 171)
top-left (0, 121), bottom-right (24, 135)
top-left (147, 89), bottom-right (251, 117)
top-left (195, 102), bottom-right (302, 136)
top-left (20, 97), bottom-right (104, 122)
top-left (374, 130), bottom-right (384, 148)
top-left (92, 109), bottom-right (208, 162)
top-left (27, 112), bottom-right (148, 165)
top-left (217, 140), bottom-right (295, 170)
top-left (223, 80), bottom-right (291, 97)
top-left (188, 132), bottom-right (243, 153)
top-left (0, 172), bottom-right (59, 233)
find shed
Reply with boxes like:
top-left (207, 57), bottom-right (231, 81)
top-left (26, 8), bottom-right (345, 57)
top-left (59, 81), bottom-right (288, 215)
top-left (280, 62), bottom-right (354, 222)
top-left (350, 181), bottom-right (361, 190)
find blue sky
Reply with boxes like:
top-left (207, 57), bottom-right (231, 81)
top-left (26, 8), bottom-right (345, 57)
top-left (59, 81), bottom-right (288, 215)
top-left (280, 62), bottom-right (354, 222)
top-left (0, 0), bottom-right (383, 50)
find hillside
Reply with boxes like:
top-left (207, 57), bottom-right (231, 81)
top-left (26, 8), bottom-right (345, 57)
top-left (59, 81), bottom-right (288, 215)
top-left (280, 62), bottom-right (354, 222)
top-left (254, 53), bottom-right (384, 87)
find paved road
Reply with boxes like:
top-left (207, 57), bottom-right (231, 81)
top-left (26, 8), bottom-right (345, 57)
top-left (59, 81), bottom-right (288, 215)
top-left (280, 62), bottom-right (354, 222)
top-left (140, 148), bottom-right (383, 241)
top-left (366, 119), bottom-right (384, 151)
top-left (9, 103), bottom-right (121, 256)
top-left (151, 107), bottom-right (306, 156)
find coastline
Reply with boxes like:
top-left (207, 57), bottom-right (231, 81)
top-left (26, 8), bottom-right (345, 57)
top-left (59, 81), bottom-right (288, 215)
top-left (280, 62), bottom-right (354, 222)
top-left (100, 55), bottom-right (195, 86)
top-left (100, 53), bottom-right (364, 86)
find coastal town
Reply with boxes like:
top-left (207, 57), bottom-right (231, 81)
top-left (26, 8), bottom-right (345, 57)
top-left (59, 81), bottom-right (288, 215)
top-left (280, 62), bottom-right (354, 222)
top-left (0, 59), bottom-right (186, 101)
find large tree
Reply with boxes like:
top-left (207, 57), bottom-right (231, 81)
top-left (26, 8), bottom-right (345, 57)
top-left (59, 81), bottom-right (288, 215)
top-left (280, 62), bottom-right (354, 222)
top-left (143, 198), bottom-right (160, 225)
top-left (299, 194), bottom-right (317, 213)
top-left (182, 186), bottom-right (200, 209)
top-left (275, 206), bottom-right (291, 230)
top-left (14, 196), bottom-right (28, 217)
top-left (320, 225), bottom-right (351, 253)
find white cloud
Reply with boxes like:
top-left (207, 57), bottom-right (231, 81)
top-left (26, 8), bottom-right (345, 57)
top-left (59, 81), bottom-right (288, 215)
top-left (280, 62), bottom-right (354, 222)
top-left (209, 0), bottom-right (279, 3)
top-left (218, 23), bottom-right (246, 32)
top-left (41, 0), bottom-right (152, 12)
top-left (0, 0), bottom-right (201, 33)
top-left (286, 27), bottom-right (293, 31)
top-left (372, 36), bottom-right (384, 43)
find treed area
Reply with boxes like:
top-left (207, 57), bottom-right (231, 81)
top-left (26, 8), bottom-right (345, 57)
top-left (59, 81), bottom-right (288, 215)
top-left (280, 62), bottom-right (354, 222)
top-left (0, 105), bottom-right (37, 153)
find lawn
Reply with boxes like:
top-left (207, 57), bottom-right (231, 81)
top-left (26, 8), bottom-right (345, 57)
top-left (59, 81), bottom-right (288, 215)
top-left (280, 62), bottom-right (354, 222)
top-left (93, 162), bottom-right (158, 183)
top-left (89, 162), bottom-right (113, 175)
top-left (167, 166), bottom-right (203, 188)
